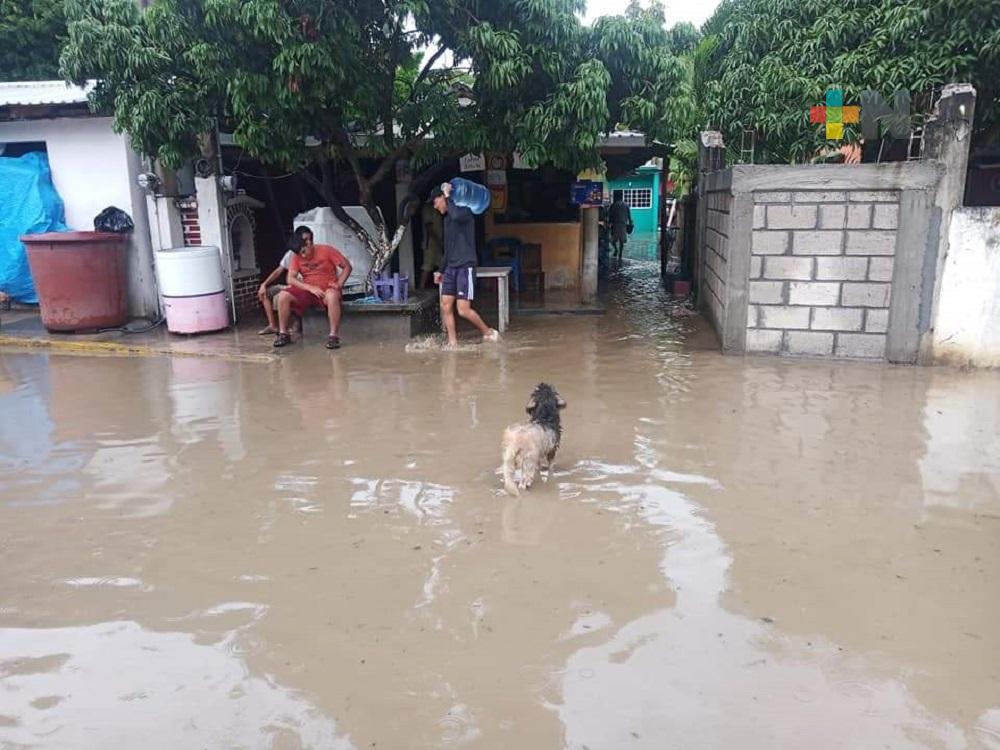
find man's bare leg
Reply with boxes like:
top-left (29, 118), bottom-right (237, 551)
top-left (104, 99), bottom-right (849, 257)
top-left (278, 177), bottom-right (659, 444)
top-left (276, 291), bottom-right (294, 334)
top-left (441, 294), bottom-right (459, 346)
top-left (324, 288), bottom-right (342, 337)
top-left (456, 299), bottom-right (498, 340)
top-left (258, 289), bottom-right (278, 333)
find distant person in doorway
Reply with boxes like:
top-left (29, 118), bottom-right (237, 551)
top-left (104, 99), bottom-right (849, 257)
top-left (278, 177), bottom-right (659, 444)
top-left (273, 226), bottom-right (352, 350)
top-left (256, 235), bottom-right (303, 336)
top-left (420, 200), bottom-right (443, 290)
top-left (431, 183), bottom-right (499, 348)
top-left (608, 190), bottom-right (633, 262)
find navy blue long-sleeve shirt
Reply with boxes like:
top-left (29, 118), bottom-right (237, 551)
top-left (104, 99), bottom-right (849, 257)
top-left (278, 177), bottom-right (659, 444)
top-left (441, 200), bottom-right (477, 269)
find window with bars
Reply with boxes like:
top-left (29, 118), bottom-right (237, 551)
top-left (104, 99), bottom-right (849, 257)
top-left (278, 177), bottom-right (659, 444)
top-left (622, 188), bottom-right (652, 209)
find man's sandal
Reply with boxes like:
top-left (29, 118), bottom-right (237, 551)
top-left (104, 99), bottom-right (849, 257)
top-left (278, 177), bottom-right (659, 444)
top-left (325, 335), bottom-right (341, 350)
top-left (273, 332), bottom-right (292, 348)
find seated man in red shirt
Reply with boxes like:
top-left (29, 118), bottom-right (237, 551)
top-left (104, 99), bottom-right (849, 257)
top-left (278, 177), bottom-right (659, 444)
top-left (273, 226), bottom-right (352, 349)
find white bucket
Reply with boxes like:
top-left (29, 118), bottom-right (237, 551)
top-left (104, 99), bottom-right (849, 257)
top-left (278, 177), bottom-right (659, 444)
top-left (154, 246), bottom-right (225, 297)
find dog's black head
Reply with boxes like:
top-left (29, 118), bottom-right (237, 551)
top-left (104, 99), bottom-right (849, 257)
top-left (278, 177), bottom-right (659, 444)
top-left (526, 382), bottom-right (566, 435)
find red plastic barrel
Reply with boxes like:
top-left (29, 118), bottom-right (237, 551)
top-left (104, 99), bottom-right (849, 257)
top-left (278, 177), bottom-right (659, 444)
top-left (20, 231), bottom-right (128, 331)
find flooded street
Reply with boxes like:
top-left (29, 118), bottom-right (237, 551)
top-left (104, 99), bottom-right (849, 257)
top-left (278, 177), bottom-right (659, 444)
top-left (1, 261), bottom-right (998, 749)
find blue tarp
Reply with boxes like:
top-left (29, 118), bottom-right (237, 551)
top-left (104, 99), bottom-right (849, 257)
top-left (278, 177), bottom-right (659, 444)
top-left (0, 152), bottom-right (69, 303)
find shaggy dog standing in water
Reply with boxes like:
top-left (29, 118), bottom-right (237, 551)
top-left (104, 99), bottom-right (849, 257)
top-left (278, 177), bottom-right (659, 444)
top-left (502, 383), bottom-right (566, 495)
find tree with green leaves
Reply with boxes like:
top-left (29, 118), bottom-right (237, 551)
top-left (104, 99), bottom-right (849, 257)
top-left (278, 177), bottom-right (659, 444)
top-left (694, 0), bottom-right (1000, 163)
top-left (61, 0), bottom-right (686, 289)
top-left (0, 0), bottom-right (66, 81)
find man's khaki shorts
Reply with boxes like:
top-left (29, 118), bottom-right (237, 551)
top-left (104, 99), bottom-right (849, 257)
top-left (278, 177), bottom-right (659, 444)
top-left (266, 284), bottom-right (289, 299)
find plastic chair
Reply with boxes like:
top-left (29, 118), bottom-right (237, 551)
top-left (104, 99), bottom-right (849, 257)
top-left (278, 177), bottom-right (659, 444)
top-left (483, 237), bottom-right (522, 292)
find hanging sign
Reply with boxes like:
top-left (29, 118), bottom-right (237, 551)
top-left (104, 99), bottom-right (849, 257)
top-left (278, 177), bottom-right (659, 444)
top-left (486, 169), bottom-right (507, 187)
top-left (489, 185), bottom-right (508, 212)
top-left (571, 180), bottom-right (604, 207)
top-left (460, 153), bottom-right (486, 172)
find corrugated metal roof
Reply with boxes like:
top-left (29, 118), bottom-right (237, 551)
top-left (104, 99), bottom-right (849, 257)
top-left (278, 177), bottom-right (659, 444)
top-left (0, 80), bottom-right (95, 106)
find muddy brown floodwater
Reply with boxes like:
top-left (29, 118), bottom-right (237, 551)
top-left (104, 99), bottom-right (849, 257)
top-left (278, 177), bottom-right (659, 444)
top-left (1, 262), bottom-right (998, 749)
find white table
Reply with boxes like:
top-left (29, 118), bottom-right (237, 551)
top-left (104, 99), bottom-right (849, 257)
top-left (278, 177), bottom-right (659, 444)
top-left (439, 265), bottom-right (511, 333)
top-left (476, 266), bottom-right (511, 332)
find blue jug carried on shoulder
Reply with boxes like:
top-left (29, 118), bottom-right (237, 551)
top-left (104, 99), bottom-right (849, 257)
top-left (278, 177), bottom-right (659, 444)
top-left (449, 177), bottom-right (491, 215)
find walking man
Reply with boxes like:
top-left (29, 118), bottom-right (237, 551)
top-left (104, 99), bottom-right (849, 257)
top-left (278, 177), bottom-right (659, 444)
top-left (608, 190), bottom-right (633, 263)
top-left (431, 183), bottom-right (499, 347)
top-left (273, 226), bottom-right (352, 350)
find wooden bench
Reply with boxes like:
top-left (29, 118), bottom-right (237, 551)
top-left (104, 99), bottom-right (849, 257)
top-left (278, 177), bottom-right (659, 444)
top-left (439, 265), bottom-right (511, 333)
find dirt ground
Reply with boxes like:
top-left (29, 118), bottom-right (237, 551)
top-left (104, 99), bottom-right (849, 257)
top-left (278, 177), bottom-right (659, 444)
top-left (1, 261), bottom-right (998, 749)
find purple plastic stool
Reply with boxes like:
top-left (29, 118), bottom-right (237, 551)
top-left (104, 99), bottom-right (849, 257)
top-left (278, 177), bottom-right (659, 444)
top-left (373, 271), bottom-right (409, 303)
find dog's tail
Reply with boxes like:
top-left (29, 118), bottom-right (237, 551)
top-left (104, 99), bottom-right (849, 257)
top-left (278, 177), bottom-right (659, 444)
top-left (502, 439), bottom-right (520, 496)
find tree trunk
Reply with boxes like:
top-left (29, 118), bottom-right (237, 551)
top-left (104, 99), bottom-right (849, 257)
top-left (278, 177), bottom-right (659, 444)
top-left (299, 154), bottom-right (458, 295)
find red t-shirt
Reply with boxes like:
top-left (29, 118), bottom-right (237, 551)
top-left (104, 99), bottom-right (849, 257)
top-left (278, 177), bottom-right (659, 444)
top-left (289, 244), bottom-right (349, 288)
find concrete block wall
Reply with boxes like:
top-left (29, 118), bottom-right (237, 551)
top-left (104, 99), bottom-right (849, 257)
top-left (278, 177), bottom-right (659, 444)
top-left (747, 189), bottom-right (899, 358)
top-left (694, 85), bottom-right (978, 365)
top-left (701, 190), bottom-right (732, 333)
top-left (696, 162), bottom-right (943, 363)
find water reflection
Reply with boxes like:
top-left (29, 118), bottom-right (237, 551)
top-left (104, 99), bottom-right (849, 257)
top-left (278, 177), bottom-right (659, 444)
top-left (555, 463), bottom-right (966, 748)
top-left (0, 621), bottom-right (351, 749)
top-left (0, 354), bottom-right (87, 506)
top-left (0, 258), bottom-right (997, 747)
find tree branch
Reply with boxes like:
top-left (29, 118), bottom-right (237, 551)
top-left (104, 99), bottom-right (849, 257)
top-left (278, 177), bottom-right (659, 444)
top-left (332, 127), bottom-right (368, 199)
top-left (396, 153), bottom-right (463, 226)
top-left (300, 162), bottom-right (368, 241)
top-left (409, 44), bottom-right (447, 102)
top-left (366, 121), bottom-right (436, 190)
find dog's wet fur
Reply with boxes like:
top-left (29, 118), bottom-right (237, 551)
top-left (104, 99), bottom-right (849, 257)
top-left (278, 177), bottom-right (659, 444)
top-left (501, 383), bottom-right (566, 495)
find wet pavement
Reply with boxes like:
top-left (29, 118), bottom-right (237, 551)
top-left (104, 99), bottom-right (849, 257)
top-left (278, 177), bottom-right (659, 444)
top-left (1, 260), bottom-right (998, 749)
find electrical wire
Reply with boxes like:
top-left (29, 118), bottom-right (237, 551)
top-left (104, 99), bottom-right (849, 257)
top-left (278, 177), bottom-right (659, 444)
top-left (95, 317), bottom-right (166, 334)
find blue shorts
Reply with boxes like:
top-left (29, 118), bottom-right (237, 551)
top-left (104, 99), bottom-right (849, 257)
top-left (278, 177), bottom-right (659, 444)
top-left (441, 264), bottom-right (476, 300)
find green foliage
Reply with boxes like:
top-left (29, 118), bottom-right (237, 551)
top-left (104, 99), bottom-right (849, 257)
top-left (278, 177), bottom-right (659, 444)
top-left (666, 22), bottom-right (700, 55)
top-left (0, 0), bottom-right (66, 80)
top-left (695, 0), bottom-right (1000, 162)
top-left (60, 0), bottom-right (687, 281)
top-left (60, 0), bottom-right (686, 176)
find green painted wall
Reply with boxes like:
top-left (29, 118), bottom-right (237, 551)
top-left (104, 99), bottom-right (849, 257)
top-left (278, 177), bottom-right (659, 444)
top-left (608, 166), bottom-right (660, 235)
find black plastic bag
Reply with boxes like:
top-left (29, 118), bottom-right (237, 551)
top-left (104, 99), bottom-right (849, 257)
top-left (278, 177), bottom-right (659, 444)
top-left (94, 206), bottom-right (134, 233)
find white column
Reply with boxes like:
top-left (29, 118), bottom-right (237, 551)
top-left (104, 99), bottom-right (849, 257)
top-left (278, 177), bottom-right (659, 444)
top-left (581, 206), bottom-right (599, 303)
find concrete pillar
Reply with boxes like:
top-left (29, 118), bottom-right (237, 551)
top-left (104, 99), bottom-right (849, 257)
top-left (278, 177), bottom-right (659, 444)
top-left (918, 84), bottom-right (977, 363)
top-left (581, 206), bottom-right (599, 303)
top-left (698, 131), bottom-right (725, 173)
top-left (122, 148), bottom-right (160, 318)
top-left (195, 175), bottom-right (236, 323)
top-left (395, 159), bottom-right (415, 281)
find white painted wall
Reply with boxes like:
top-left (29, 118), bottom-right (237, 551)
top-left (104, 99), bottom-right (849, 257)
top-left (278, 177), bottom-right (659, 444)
top-left (932, 207), bottom-right (1000, 367)
top-left (0, 116), bottom-right (158, 317)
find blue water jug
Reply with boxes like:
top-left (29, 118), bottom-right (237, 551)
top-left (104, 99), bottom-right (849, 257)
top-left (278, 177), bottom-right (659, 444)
top-left (449, 177), bottom-right (491, 215)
